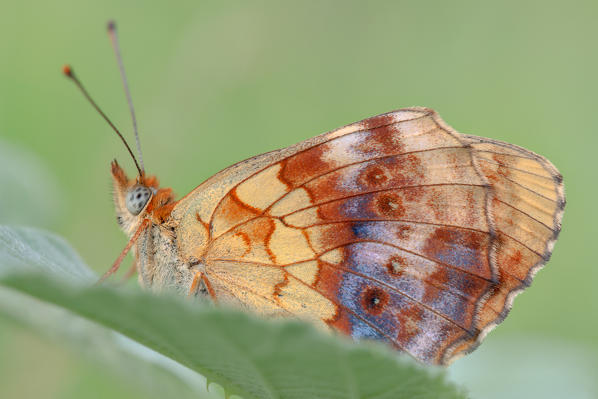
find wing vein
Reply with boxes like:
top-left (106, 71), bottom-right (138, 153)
top-left (265, 144), bottom-right (464, 212)
top-left (281, 183), bottom-right (487, 219)
top-left (474, 148), bottom-right (537, 160)
top-left (299, 219), bottom-right (489, 233)
top-left (496, 198), bottom-right (556, 231)
top-left (491, 174), bottom-right (558, 202)
top-left (206, 271), bottom-right (294, 316)
top-left (476, 157), bottom-right (555, 181)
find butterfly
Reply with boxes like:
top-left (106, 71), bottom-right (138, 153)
top-left (65, 23), bottom-right (565, 366)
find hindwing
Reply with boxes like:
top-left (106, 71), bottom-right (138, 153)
top-left (172, 108), bottom-right (564, 365)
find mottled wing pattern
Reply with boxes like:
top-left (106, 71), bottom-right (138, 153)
top-left (173, 108), bottom-right (564, 365)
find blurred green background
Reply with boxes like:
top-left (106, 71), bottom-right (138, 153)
top-left (1, 0), bottom-right (596, 398)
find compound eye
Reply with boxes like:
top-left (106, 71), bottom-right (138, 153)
top-left (126, 184), bottom-right (152, 215)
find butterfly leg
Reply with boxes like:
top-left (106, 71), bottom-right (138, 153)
top-left (98, 219), bottom-right (150, 284)
top-left (188, 271), bottom-right (202, 297)
top-left (188, 271), bottom-right (218, 303)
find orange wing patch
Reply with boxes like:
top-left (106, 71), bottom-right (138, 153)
top-left (209, 218), bottom-right (315, 265)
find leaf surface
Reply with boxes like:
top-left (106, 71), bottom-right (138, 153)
top-left (0, 225), bottom-right (465, 399)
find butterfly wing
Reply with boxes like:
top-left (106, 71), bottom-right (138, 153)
top-left (172, 108), bottom-right (564, 365)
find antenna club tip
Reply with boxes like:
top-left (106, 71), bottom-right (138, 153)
top-left (62, 64), bottom-right (73, 77)
top-left (107, 20), bottom-right (116, 32)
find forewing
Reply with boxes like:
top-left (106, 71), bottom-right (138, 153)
top-left (174, 108), bottom-right (564, 365)
top-left (171, 109), bottom-right (428, 263)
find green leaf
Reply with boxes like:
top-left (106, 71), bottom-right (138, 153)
top-left (0, 288), bottom-right (221, 399)
top-left (0, 226), bottom-right (221, 399)
top-left (0, 225), bottom-right (94, 282)
top-left (0, 225), bottom-right (465, 399)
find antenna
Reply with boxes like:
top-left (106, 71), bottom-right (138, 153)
top-left (107, 20), bottom-right (145, 173)
top-left (62, 65), bottom-right (143, 177)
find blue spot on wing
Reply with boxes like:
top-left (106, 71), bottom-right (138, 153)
top-left (434, 242), bottom-right (481, 270)
top-left (336, 245), bottom-right (403, 345)
top-left (350, 221), bottom-right (371, 238)
top-left (350, 317), bottom-right (386, 340)
top-left (340, 194), bottom-right (377, 219)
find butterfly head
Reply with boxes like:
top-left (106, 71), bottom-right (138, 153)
top-left (111, 160), bottom-right (173, 235)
